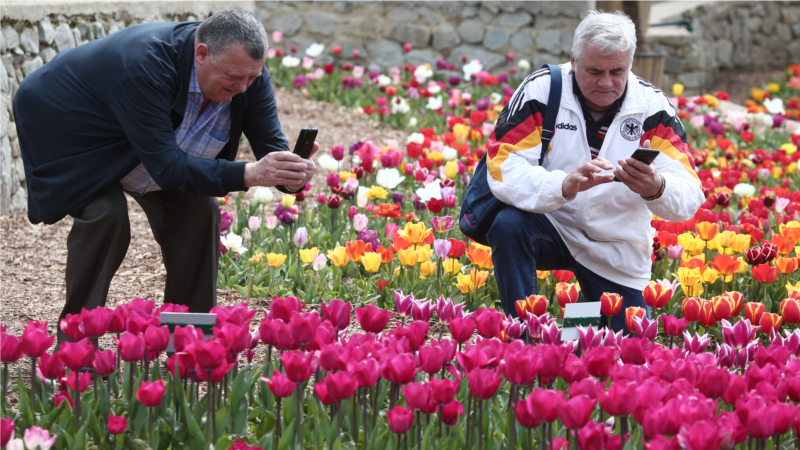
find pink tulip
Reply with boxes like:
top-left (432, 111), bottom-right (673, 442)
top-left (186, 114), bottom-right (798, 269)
top-left (107, 415), bottom-right (127, 435)
top-left (213, 323), bottom-right (250, 354)
top-left (381, 353), bottom-right (418, 385)
top-left (115, 332), bottom-right (145, 362)
top-left (597, 381), bottom-right (638, 417)
top-left (268, 296), bottom-right (304, 323)
top-left (677, 420), bottom-right (722, 450)
top-left (289, 311), bottom-right (322, 346)
top-left (136, 379), bottom-right (166, 407)
top-left (92, 349), bottom-right (116, 375)
top-left (63, 371), bottom-right (92, 392)
top-left (0, 333), bottom-right (23, 363)
top-left (346, 358), bottom-right (380, 388)
top-left (387, 406), bottom-right (415, 434)
top-left (355, 305), bottom-right (393, 333)
top-left (80, 307), bottom-right (111, 337)
top-left (529, 388), bottom-right (565, 422)
top-left (321, 299), bottom-right (351, 331)
top-left (173, 325), bottom-right (204, 352)
top-left (559, 394), bottom-right (597, 429)
top-left (467, 368), bottom-right (503, 400)
top-left (193, 362), bottom-right (234, 383)
top-left (22, 426), bottom-right (57, 450)
top-left (280, 350), bottom-right (316, 383)
top-left (21, 322), bottom-right (55, 358)
top-left (475, 308), bottom-right (505, 339)
top-left (37, 353), bottom-right (65, 381)
top-left (0, 418), bottom-right (13, 448)
top-left (144, 325), bottom-right (170, 356)
top-left (259, 370), bottom-right (297, 398)
top-left (325, 371), bottom-right (359, 401)
top-left (402, 382), bottom-right (431, 410)
top-left (448, 317), bottom-right (475, 343)
top-left (57, 339), bottom-right (94, 371)
top-left (59, 314), bottom-right (86, 341)
top-left (190, 339), bottom-right (227, 371)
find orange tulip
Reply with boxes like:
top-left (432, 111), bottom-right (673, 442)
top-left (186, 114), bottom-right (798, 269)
top-left (751, 264), bottom-right (779, 283)
top-left (723, 291), bottom-right (744, 316)
top-left (556, 283), bottom-right (580, 308)
top-left (346, 240), bottom-right (373, 263)
top-left (710, 254), bottom-right (740, 281)
top-left (466, 243), bottom-right (494, 269)
top-left (600, 292), bottom-right (623, 316)
top-left (682, 297), bottom-right (702, 323)
top-left (536, 271), bottom-right (551, 280)
top-left (376, 245), bottom-right (395, 263)
top-left (780, 298), bottom-right (800, 324)
top-left (699, 300), bottom-right (717, 327)
top-left (516, 294), bottom-right (548, 318)
top-left (711, 295), bottom-right (734, 321)
top-left (773, 256), bottom-right (798, 274)
top-left (695, 222), bottom-right (719, 241)
top-left (770, 233), bottom-right (797, 255)
top-left (759, 312), bottom-right (782, 335)
top-left (743, 302), bottom-right (765, 326)
top-left (625, 307), bottom-right (646, 333)
top-left (642, 284), bottom-right (672, 309)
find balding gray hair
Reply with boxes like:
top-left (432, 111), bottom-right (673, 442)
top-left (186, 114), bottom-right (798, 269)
top-left (196, 9), bottom-right (268, 62)
top-left (572, 10), bottom-right (637, 68)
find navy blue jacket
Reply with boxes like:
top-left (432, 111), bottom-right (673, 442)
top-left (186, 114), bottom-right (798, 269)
top-left (15, 22), bottom-right (294, 224)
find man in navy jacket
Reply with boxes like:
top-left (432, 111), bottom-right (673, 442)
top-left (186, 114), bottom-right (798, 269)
top-left (14, 9), bottom-right (314, 334)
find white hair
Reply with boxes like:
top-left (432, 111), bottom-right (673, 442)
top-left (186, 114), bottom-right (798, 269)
top-left (572, 10), bottom-right (637, 68)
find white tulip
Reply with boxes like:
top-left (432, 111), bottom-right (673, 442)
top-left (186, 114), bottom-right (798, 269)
top-left (220, 233), bottom-right (247, 254)
top-left (414, 64), bottom-right (433, 80)
top-left (733, 183), bottom-right (756, 197)
top-left (253, 187), bottom-right (274, 204)
top-left (443, 146), bottom-right (458, 161)
top-left (416, 182), bottom-right (442, 202)
top-left (317, 153), bottom-right (340, 172)
top-left (763, 98), bottom-right (785, 115)
top-left (463, 59), bottom-right (483, 81)
top-left (490, 92), bottom-right (503, 104)
top-left (281, 55), bottom-right (300, 68)
top-left (376, 168), bottom-right (406, 189)
top-left (408, 117), bottom-right (418, 127)
top-left (407, 132), bottom-right (425, 144)
top-left (378, 75), bottom-right (392, 87)
top-left (426, 95), bottom-right (443, 110)
top-left (392, 97), bottom-right (410, 115)
top-left (517, 59), bottom-right (531, 71)
top-left (305, 43), bottom-right (325, 57)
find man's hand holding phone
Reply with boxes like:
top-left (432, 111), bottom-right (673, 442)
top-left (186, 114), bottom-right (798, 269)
top-left (614, 139), bottom-right (663, 198)
top-left (244, 129), bottom-right (319, 189)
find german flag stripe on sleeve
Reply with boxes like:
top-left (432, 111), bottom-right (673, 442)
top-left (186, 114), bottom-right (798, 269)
top-left (486, 99), bottom-right (547, 182)
top-left (641, 110), bottom-right (699, 181)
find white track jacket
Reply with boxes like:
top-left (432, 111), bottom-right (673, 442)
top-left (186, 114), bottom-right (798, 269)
top-left (486, 62), bottom-right (704, 290)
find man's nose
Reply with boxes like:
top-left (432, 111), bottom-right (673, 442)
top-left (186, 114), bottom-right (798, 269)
top-left (232, 82), bottom-right (247, 94)
top-left (598, 75), bottom-right (613, 88)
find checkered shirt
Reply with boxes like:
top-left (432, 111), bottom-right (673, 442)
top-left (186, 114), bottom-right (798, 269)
top-left (120, 61), bottom-right (232, 195)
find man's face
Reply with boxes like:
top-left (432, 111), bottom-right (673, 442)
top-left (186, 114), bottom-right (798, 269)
top-left (570, 43), bottom-right (630, 109)
top-left (195, 43), bottom-right (266, 103)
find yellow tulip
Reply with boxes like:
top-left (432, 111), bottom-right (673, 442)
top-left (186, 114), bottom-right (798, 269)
top-left (339, 171), bottom-right (356, 180)
top-left (361, 252), bottom-right (381, 273)
top-left (706, 235), bottom-right (723, 253)
top-left (442, 258), bottom-right (464, 275)
top-left (453, 123), bottom-right (470, 142)
top-left (781, 143), bottom-right (798, 155)
top-left (751, 88), bottom-right (767, 102)
top-left (398, 248), bottom-right (419, 266)
top-left (537, 270), bottom-right (550, 279)
top-left (416, 245), bottom-right (434, 264)
top-left (787, 162), bottom-right (798, 175)
top-left (737, 260), bottom-right (749, 274)
top-left (267, 253), bottom-right (287, 267)
top-left (682, 252), bottom-right (705, 263)
top-left (672, 83), bottom-right (684, 96)
top-left (767, 82), bottom-right (780, 94)
top-left (675, 266), bottom-right (703, 288)
top-left (398, 222), bottom-right (433, 246)
top-left (718, 231), bottom-right (736, 249)
top-left (772, 167), bottom-right (784, 179)
top-left (282, 194), bottom-right (296, 208)
top-left (701, 267), bottom-right (720, 284)
top-left (420, 260), bottom-right (436, 277)
top-left (365, 185), bottom-right (388, 200)
top-left (454, 270), bottom-right (489, 293)
top-left (327, 247), bottom-right (350, 267)
top-left (299, 247), bottom-right (319, 264)
top-left (786, 281), bottom-right (800, 292)
top-left (678, 233), bottom-right (705, 256)
top-left (445, 160), bottom-right (459, 179)
top-left (428, 151), bottom-right (444, 163)
top-left (729, 234), bottom-right (751, 254)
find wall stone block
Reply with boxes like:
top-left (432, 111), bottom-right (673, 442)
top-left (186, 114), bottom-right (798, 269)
top-left (20, 28), bottom-right (39, 54)
top-left (38, 17), bottom-right (55, 45)
top-left (457, 19), bottom-right (485, 44)
top-left (389, 23), bottom-right (431, 48)
top-left (482, 27), bottom-right (509, 50)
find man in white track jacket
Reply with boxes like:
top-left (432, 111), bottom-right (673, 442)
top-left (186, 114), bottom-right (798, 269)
top-left (486, 11), bottom-right (704, 332)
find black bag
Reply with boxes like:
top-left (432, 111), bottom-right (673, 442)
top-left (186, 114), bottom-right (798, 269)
top-left (459, 64), bottom-right (564, 245)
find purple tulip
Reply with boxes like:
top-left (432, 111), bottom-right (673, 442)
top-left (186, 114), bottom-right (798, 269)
top-left (720, 318), bottom-right (757, 350)
top-left (435, 295), bottom-right (466, 325)
top-left (631, 315), bottom-right (659, 342)
top-left (433, 239), bottom-right (452, 259)
top-left (220, 210), bottom-right (233, 232)
top-left (683, 331), bottom-right (712, 354)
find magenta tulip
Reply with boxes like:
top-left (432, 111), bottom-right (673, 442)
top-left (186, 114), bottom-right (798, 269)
top-left (448, 317), bottom-right (476, 343)
top-left (260, 370), bottom-right (297, 398)
top-left (21, 321), bottom-right (55, 358)
top-left (475, 308), bottom-right (505, 339)
top-left (430, 377), bottom-right (459, 405)
top-left (63, 370), bottom-right (92, 392)
top-left (173, 325), bottom-right (204, 352)
top-left (355, 305), bottom-right (393, 333)
top-left (59, 314), bottom-right (86, 341)
top-left (577, 421), bottom-right (607, 450)
top-left (387, 405), bottom-right (415, 434)
top-left (677, 420), bottom-right (722, 450)
top-left (144, 325), bottom-right (170, 355)
top-left (193, 362), bottom-right (235, 383)
top-left (0, 418), bottom-right (13, 447)
top-left (81, 307), bottom-right (111, 337)
top-left (321, 299), bottom-right (352, 331)
top-left (696, 365), bottom-right (730, 399)
top-left (213, 323), bottom-right (250, 354)
top-left (529, 388), bottom-right (565, 422)
top-left (190, 339), bottom-right (227, 370)
top-left (347, 358), bottom-right (380, 388)
top-left (442, 400), bottom-right (464, 426)
top-left (584, 346), bottom-right (619, 379)
top-left (125, 313), bottom-right (159, 335)
top-left (1, 333), bottom-right (23, 363)
top-left (289, 311), bottom-right (322, 346)
top-left (381, 353), bottom-right (419, 385)
top-left (515, 398), bottom-right (540, 428)
top-left (620, 337), bottom-right (647, 365)
top-left (92, 349), bottom-right (116, 375)
top-left (326, 371), bottom-right (359, 401)
top-left (107, 307), bottom-right (128, 334)
top-left (597, 380), bottom-right (638, 417)
top-left (500, 349), bottom-right (540, 386)
top-left (401, 382), bottom-right (431, 410)
top-left (136, 379), bottom-right (166, 407)
top-left (280, 350), bottom-right (316, 383)
top-left (559, 394), bottom-right (597, 429)
top-left (107, 415), bottom-right (127, 435)
top-left (57, 339), bottom-right (94, 371)
top-left (115, 332), bottom-right (145, 362)
top-left (418, 345), bottom-right (446, 375)
top-left (37, 353), bottom-right (65, 380)
top-left (268, 296), bottom-right (304, 323)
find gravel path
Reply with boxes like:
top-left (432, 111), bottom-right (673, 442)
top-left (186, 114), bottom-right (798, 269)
top-left (0, 87), bottom-right (406, 352)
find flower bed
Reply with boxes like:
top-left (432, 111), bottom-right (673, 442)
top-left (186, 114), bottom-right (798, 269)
top-left (2, 36), bottom-right (800, 449)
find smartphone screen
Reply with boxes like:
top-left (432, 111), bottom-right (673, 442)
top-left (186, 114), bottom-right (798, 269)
top-left (293, 128), bottom-right (318, 159)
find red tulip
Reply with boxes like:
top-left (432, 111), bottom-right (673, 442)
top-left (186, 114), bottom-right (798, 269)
top-left (259, 370), bottom-right (297, 398)
top-left (325, 371), bottom-right (359, 401)
top-left (620, 337), bottom-right (647, 365)
top-left (280, 350), bottom-right (316, 383)
top-left (60, 314), bottom-right (86, 341)
top-left (136, 379), bottom-right (166, 407)
top-left (22, 321), bottom-right (55, 358)
top-left (584, 346), bottom-right (619, 378)
top-left (381, 353), bottom-right (419, 385)
top-left (355, 305), bottom-right (393, 333)
top-left (173, 325), bottom-right (204, 352)
top-left (0, 417), bottom-right (13, 448)
top-left (37, 352), bottom-right (65, 380)
top-left (92, 349), bottom-right (116, 375)
top-left (321, 299), bottom-right (351, 330)
top-left (448, 317), bottom-right (476, 343)
top-left (559, 394), bottom-right (597, 429)
top-left (499, 349), bottom-right (540, 386)
top-left (529, 388), bottom-right (565, 422)
top-left (475, 308), bottom-right (505, 339)
top-left (191, 339), bottom-right (227, 370)
top-left (57, 339), bottom-right (95, 371)
top-left (269, 296), bottom-right (304, 323)
top-left (144, 325), bottom-right (170, 355)
top-left (442, 400), bottom-right (464, 426)
top-left (0, 333), bottom-right (22, 363)
top-left (115, 332), bottom-right (145, 362)
top-left (213, 323), bottom-right (250, 354)
top-left (81, 307), bottom-right (111, 337)
top-left (577, 421), bottom-right (607, 450)
top-left (402, 382), bottom-right (431, 410)
top-left (597, 381), bottom-right (638, 416)
top-left (107, 415), bottom-right (128, 435)
top-left (63, 370), bottom-right (92, 392)
top-left (347, 358), bottom-right (381, 388)
top-left (289, 311), bottom-right (322, 346)
top-left (387, 406), bottom-right (415, 434)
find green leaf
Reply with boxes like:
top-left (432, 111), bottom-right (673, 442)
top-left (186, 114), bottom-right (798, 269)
top-left (70, 423), bottom-right (88, 450)
top-left (176, 378), bottom-right (206, 446)
top-left (278, 418), bottom-right (295, 450)
top-left (87, 406), bottom-right (104, 446)
top-left (16, 368), bottom-right (34, 429)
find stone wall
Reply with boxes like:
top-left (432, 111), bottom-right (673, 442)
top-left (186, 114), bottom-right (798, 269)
top-left (652, 1), bottom-right (800, 95)
top-left (255, 2), bottom-right (588, 72)
top-left (0, 1), bottom-right (252, 215)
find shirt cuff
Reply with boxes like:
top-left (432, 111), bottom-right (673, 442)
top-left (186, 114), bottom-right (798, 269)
top-left (277, 184), bottom-right (306, 194)
top-left (221, 161), bottom-right (248, 193)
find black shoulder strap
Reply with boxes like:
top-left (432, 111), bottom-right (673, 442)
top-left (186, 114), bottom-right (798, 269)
top-left (539, 64), bottom-right (562, 165)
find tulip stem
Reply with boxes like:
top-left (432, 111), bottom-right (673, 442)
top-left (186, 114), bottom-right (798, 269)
top-left (74, 380), bottom-right (81, 431)
top-left (276, 397), bottom-right (282, 450)
top-left (353, 392), bottom-right (359, 445)
top-left (363, 388), bottom-right (369, 448)
top-left (144, 358), bottom-right (150, 382)
top-left (295, 382), bottom-right (302, 448)
top-left (619, 415), bottom-right (628, 444)
top-left (416, 410), bottom-right (421, 450)
top-left (31, 357), bottom-right (37, 411)
top-left (206, 371), bottom-right (212, 443)
top-left (478, 399), bottom-right (484, 450)
top-left (465, 392), bottom-right (472, 450)
top-left (438, 406), bottom-right (442, 439)
top-left (336, 400), bottom-right (343, 440)
top-left (2, 362), bottom-right (7, 415)
top-left (128, 362), bottom-right (134, 403)
top-left (148, 406), bottom-right (153, 441)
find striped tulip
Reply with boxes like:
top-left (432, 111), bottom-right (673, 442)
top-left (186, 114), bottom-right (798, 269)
top-left (600, 292), bottom-right (623, 316)
top-left (642, 284), bottom-right (671, 309)
top-left (556, 283), bottom-right (579, 308)
top-left (682, 297), bottom-right (703, 323)
top-left (711, 295), bottom-right (735, 321)
top-left (699, 300), bottom-right (717, 327)
top-left (743, 302), bottom-right (766, 326)
top-left (516, 295), bottom-right (548, 318)
top-left (780, 298), bottom-right (800, 324)
top-left (624, 307), bottom-right (646, 333)
top-left (759, 313), bottom-right (782, 335)
top-left (723, 291), bottom-right (744, 316)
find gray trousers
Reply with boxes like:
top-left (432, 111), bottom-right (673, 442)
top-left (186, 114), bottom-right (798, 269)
top-left (61, 183), bottom-right (220, 328)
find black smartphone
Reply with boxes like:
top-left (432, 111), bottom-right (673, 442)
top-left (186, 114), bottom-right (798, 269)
top-left (293, 128), bottom-right (318, 159)
top-left (614, 148), bottom-right (660, 182)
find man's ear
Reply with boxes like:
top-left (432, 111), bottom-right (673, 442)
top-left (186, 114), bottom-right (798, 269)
top-left (195, 43), bottom-right (210, 64)
top-left (570, 51), bottom-right (575, 67)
